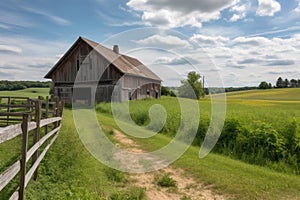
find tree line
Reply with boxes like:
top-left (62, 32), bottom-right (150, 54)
top-left (259, 77), bottom-right (300, 89)
top-left (0, 80), bottom-right (51, 91)
top-left (275, 77), bottom-right (300, 88)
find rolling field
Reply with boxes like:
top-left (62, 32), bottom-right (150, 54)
top-left (0, 88), bottom-right (50, 99)
top-left (98, 88), bottom-right (300, 134)
top-left (1, 88), bottom-right (300, 199)
top-left (226, 88), bottom-right (300, 101)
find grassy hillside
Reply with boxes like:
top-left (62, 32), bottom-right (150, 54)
top-left (225, 88), bottom-right (300, 101)
top-left (97, 113), bottom-right (300, 199)
top-left (0, 88), bottom-right (50, 99)
top-left (97, 88), bottom-right (300, 173)
top-left (98, 88), bottom-right (300, 133)
top-left (0, 88), bottom-right (145, 199)
top-left (1, 88), bottom-right (300, 199)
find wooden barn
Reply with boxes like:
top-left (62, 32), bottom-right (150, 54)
top-left (44, 37), bottom-right (161, 104)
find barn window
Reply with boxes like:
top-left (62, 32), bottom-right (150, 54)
top-left (147, 90), bottom-right (150, 96)
top-left (129, 92), bottom-right (132, 100)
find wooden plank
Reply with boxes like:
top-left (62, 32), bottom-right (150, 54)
top-left (0, 122), bottom-right (36, 144)
top-left (25, 133), bottom-right (59, 188)
top-left (32, 100), bottom-right (41, 180)
top-left (0, 161), bottom-right (20, 191)
top-left (26, 125), bottom-right (61, 162)
top-left (0, 104), bottom-right (34, 108)
top-left (45, 96), bottom-right (49, 135)
top-left (0, 118), bottom-right (22, 121)
top-left (0, 96), bottom-right (29, 99)
top-left (40, 117), bottom-right (62, 128)
top-left (19, 114), bottom-right (29, 200)
top-left (9, 191), bottom-right (18, 200)
top-left (55, 97), bottom-right (60, 127)
top-left (0, 112), bottom-right (32, 116)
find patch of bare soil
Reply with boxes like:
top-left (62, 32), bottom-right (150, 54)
top-left (112, 129), bottom-right (227, 200)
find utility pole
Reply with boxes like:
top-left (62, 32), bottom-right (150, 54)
top-left (202, 76), bottom-right (205, 90)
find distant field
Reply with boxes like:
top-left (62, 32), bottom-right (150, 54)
top-left (226, 88), bottom-right (300, 101)
top-left (0, 88), bottom-right (49, 99)
top-left (224, 89), bottom-right (300, 135)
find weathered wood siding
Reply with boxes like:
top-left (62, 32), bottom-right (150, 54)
top-left (121, 76), bottom-right (161, 101)
top-left (50, 41), bottom-right (161, 103)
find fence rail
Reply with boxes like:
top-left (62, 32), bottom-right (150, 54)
top-left (0, 96), bottom-right (63, 200)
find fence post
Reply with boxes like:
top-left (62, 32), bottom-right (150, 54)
top-left (32, 100), bottom-right (41, 181)
top-left (54, 97), bottom-right (59, 128)
top-left (45, 96), bottom-right (49, 134)
top-left (19, 114), bottom-right (29, 200)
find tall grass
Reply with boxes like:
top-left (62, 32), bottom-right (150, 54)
top-left (96, 89), bottom-right (300, 174)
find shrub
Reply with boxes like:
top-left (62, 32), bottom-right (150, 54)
top-left (131, 111), bottom-right (149, 125)
top-left (105, 168), bottom-right (126, 183)
top-left (155, 173), bottom-right (177, 188)
top-left (281, 119), bottom-right (298, 155)
top-left (216, 118), bottom-right (242, 154)
top-left (192, 119), bottom-right (209, 146)
top-left (234, 122), bottom-right (285, 164)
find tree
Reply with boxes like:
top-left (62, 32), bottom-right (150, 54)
top-left (161, 86), bottom-right (176, 97)
top-left (290, 79), bottom-right (298, 88)
top-left (268, 83), bottom-right (272, 88)
top-left (178, 71), bottom-right (204, 99)
top-left (276, 77), bottom-right (284, 88)
top-left (283, 78), bottom-right (290, 88)
top-left (258, 81), bottom-right (272, 89)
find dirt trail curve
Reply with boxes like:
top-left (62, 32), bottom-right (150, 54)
top-left (113, 129), bottom-right (227, 200)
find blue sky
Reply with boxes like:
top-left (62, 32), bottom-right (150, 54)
top-left (0, 0), bottom-right (300, 87)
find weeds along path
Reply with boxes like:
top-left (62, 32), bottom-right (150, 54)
top-left (112, 129), bottom-right (226, 200)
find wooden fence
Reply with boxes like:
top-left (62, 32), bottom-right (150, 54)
top-left (0, 96), bottom-right (64, 200)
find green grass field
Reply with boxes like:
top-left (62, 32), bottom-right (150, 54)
top-left (0, 88), bottom-right (50, 99)
top-left (226, 88), bottom-right (300, 101)
top-left (1, 88), bottom-right (300, 199)
top-left (0, 88), bottom-right (145, 199)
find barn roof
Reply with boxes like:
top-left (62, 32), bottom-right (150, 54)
top-left (44, 37), bottom-right (161, 81)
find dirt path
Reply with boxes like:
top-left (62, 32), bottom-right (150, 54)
top-left (112, 129), bottom-right (226, 200)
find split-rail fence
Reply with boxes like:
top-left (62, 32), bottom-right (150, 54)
top-left (0, 96), bottom-right (64, 200)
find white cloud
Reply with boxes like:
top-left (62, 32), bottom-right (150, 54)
top-left (256, 0), bottom-right (281, 16)
top-left (229, 2), bottom-right (250, 22)
top-left (0, 45), bottom-right (22, 54)
top-left (134, 35), bottom-right (191, 49)
top-left (0, 35), bottom-right (69, 80)
top-left (2, 31), bottom-right (299, 86)
top-left (191, 34), bottom-right (229, 46)
top-left (0, 23), bottom-right (11, 30)
top-left (153, 56), bottom-right (199, 65)
top-left (264, 68), bottom-right (300, 75)
top-left (127, 0), bottom-right (238, 28)
top-left (295, 0), bottom-right (300, 12)
top-left (183, 34), bottom-right (300, 86)
top-left (233, 36), bottom-right (271, 46)
top-left (21, 6), bottom-right (71, 26)
top-left (0, 10), bottom-right (35, 28)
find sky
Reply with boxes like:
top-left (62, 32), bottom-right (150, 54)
top-left (0, 0), bottom-right (300, 87)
